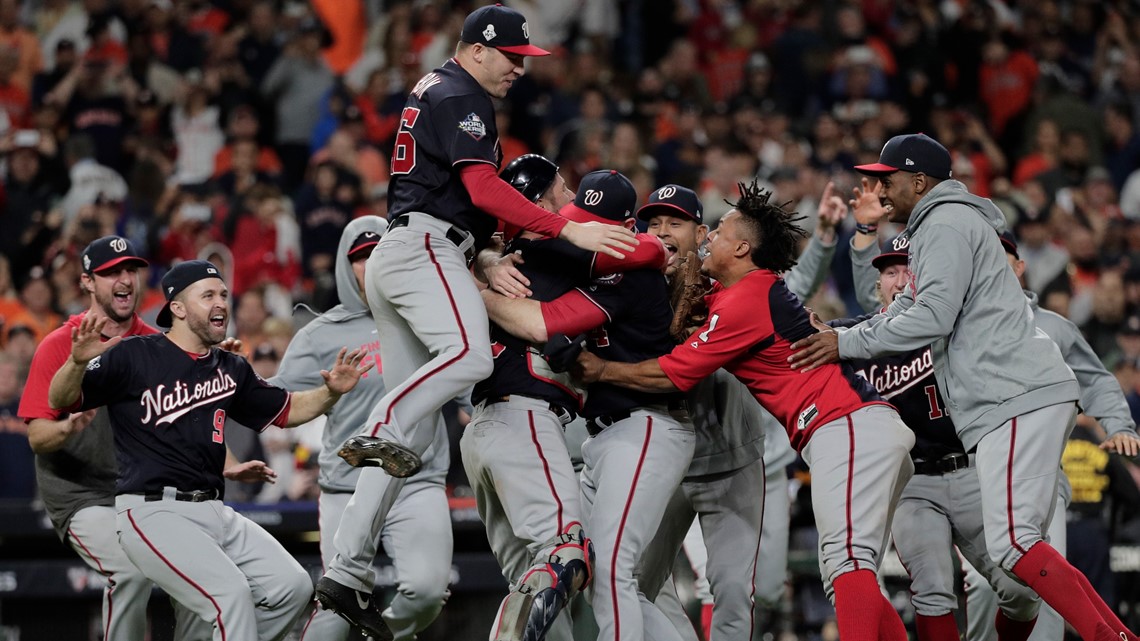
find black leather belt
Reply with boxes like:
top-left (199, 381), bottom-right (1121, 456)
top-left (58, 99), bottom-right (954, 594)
top-left (389, 215), bottom-right (476, 264)
top-left (132, 488), bottom-right (221, 503)
top-left (913, 453), bottom-right (971, 476)
top-left (486, 395), bottom-right (575, 425)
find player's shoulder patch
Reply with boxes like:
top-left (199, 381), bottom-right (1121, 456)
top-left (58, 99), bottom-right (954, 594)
top-left (411, 72), bottom-right (442, 99)
top-left (458, 112), bottom-right (487, 140)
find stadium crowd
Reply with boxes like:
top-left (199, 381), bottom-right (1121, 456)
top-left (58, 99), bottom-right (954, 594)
top-left (3, 0), bottom-right (1140, 636)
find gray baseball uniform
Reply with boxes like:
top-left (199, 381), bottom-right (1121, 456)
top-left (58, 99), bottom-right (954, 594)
top-left (835, 180), bottom-right (1127, 636)
top-left (275, 218), bottom-right (453, 641)
top-left (19, 314), bottom-right (193, 641)
top-left (637, 233), bottom-right (836, 640)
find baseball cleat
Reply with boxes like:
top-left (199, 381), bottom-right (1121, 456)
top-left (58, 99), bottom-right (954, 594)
top-left (338, 436), bottom-right (422, 476)
top-left (315, 576), bottom-right (394, 640)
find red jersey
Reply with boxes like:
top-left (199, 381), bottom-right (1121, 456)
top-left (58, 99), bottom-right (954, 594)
top-left (19, 312), bottom-right (157, 422)
top-left (658, 270), bottom-right (887, 452)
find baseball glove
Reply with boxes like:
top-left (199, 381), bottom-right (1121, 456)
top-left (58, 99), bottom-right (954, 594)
top-left (669, 250), bottom-right (711, 343)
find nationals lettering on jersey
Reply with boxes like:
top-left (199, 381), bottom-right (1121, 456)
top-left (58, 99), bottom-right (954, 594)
top-left (659, 270), bottom-right (886, 452)
top-left (848, 346), bottom-right (964, 460)
top-left (387, 58), bottom-right (502, 250)
top-left (76, 334), bottom-right (290, 496)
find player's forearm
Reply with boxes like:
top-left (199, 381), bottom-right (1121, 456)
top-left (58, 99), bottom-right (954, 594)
top-left (851, 227), bottom-right (878, 251)
top-left (27, 417), bottom-right (77, 454)
top-left (481, 290), bottom-right (548, 342)
top-left (461, 164), bottom-right (568, 238)
top-left (284, 388), bottom-right (339, 427)
top-left (48, 358), bottom-right (86, 411)
top-left (598, 359), bottom-right (680, 393)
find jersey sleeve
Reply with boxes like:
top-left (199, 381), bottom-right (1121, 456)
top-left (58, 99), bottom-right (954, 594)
top-left (658, 292), bottom-right (773, 392)
top-left (77, 341), bottom-right (134, 410)
top-left (436, 95), bottom-right (499, 167)
top-left (226, 355), bottom-right (291, 431)
top-left (18, 329), bottom-right (73, 420)
top-left (269, 329), bottom-right (324, 391)
top-left (518, 238), bottom-right (594, 280)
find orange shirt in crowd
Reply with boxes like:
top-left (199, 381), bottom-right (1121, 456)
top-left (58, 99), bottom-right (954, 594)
top-left (979, 50), bottom-right (1038, 137)
top-left (213, 144), bottom-right (284, 178)
top-left (312, 0), bottom-right (366, 74)
top-left (0, 26), bottom-right (42, 92)
top-left (0, 81), bottom-right (29, 129)
top-left (4, 308), bottom-right (61, 345)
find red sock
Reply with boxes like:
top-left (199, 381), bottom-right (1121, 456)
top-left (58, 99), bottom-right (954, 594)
top-left (995, 611), bottom-right (1036, 641)
top-left (915, 613), bottom-right (959, 641)
top-left (832, 570), bottom-right (883, 641)
top-left (878, 599), bottom-right (908, 641)
top-left (1069, 564), bottom-right (1138, 641)
top-left (700, 603), bottom-right (713, 641)
top-left (1011, 543), bottom-right (1109, 641)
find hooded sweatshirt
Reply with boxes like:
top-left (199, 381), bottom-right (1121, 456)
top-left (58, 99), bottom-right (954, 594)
top-left (271, 216), bottom-right (448, 492)
top-left (1024, 290), bottom-right (1136, 437)
top-left (838, 180), bottom-right (1078, 451)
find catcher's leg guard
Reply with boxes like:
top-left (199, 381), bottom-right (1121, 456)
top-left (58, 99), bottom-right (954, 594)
top-left (490, 523), bottom-right (594, 641)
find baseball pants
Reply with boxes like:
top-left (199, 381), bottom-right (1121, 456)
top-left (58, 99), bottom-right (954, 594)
top-left (754, 467), bottom-right (790, 609)
top-left (964, 481), bottom-right (1070, 641)
top-left (891, 462), bottom-right (1039, 624)
top-left (801, 405), bottom-right (914, 588)
top-left (116, 492), bottom-right (313, 641)
top-left (461, 395), bottom-right (586, 641)
top-left (302, 483), bottom-right (452, 641)
top-left (975, 402), bottom-right (1077, 572)
top-left (652, 575), bottom-right (701, 641)
top-left (637, 457), bottom-right (766, 641)
top-left (581, 408), bottom-right (695, 641)
top-left (67, 505), bottom-right (165, 641)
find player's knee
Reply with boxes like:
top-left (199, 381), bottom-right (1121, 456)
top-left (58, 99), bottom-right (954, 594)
top-left (278, 567), bottom-right (316, 611)
top-left (398, 576), bottom-right (450, 614)
top-left (465, 344), bottom-right (495, 381)
top-left (910, 589), bottom-right (957, 617)
top-left (988, 537), bottom-right (1041, 572)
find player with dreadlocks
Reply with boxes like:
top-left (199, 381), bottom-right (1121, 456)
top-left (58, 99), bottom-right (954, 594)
top-left (572, 179), bottom-right (917, 640)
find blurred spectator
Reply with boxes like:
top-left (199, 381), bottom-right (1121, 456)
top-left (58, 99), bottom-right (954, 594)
top-left (236, 0), bottom-right (281, 88)
top-left (1083, 270), bottom-right (1129, 360)
top-left (35, 0), bottom-right (127, 68)
top-left (32, 38), bottom-right (78, 106)
top-left (48, 50), bottom-right (133, 171)
top-left (978, 34), bottom-right (1038, 150)
top-left (309, 124), bottom-right (385, 194)
top-left (1103, 102), bottom-right (1140, 192)
top-left (145, 0), bottom-right (205, 73)
top-left (226, 182), bottom-right (299, 297)
top-left (0, 0), bottom-right (43, 93)
top-left (2, 322), bottom-right (35, 367)
top-left (1013, 118), bottom-right (1060, 187)
top-left (84, 13), bottom-right (127, 67)
top-left (293, 160), bottom-right (351, 280)
top-left (123, 29), bottom-right (180, 106)
top-left (157, 187), bottom-right (220, 265)
top-left (260, 17), bottom-right (334, 193)
top-left (2, 130), bottom-right (66, 282)
top-left (212, 103), bottom-right (283, 178)
top-left (215, 137), bottom-right (275, 203)
top-left (0, 45), bottom-right (31, 131)
top-left (171, 72), bottom-right (223, 184)
top-left (234, 285), bottom-right (269, 351)
top-left (5, 267), bottom-right (59, 345)
top-left (59, 133), bottom-right (127, 224)
top-left (0, 351), bottom-right (34, 500)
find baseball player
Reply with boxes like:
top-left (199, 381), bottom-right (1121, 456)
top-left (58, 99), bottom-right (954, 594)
top-left (572, 181), bottom-right (915, 641)
top-left (324, 6), bottom-right (635, 629)
top-left (281, 217), bottom-right (451, 641)
top-left (956, 232), bottom-right (1140, 641)
top-left (633, 182), bottom-right (844, 641)
top-left (463, 155), bottom-right (591, 641)
top-left (836, 239), bottom-right (1041, 641)
top-left (19, 236), bottom-right (186, 641)
top-left (47, 259), bottom-right (372, 641)
top-left (789, 133), bottom-right (1136, 641)
top-left (482, 170), bottom-right (695, 641)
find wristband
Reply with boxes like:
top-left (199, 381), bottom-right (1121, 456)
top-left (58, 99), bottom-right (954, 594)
top-left (855, 222), bottom-right (878, 235)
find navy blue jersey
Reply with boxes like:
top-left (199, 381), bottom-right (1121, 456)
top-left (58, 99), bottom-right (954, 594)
top-left (831, 316), bottom-right (964, 459)
top-left (387, 58), bottom-right (502, 250)
top-left (77, 334), bottom-right (290, 496)
top-left (578, 269), bottom-right (678, 417)
top-left (473, 238), bottom-right (590, 410)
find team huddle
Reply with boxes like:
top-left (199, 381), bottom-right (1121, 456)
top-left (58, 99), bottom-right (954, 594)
top-left (18, 4), bottom-right (1140, 641)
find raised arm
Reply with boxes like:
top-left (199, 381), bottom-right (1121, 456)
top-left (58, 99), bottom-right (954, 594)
top-left (48, 315), bottom-right (122, 410)
top-left (282, 348), bottom-right (371, 427)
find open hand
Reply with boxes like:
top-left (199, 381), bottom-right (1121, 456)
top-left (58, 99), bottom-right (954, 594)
top-left (1101, 432), bottom-right (1140, 458)
top-left (849, 177), bottom-right (888, 226)
top-left (70, 314), bottom-right (121, 365)
top-left (321, 347), bottom-right (374, 396)
top-left (816, 181), bottom-right (848, 233)
top-left (217, 337), bottom-right (244, 354)
top-left (562, 221), bottom-right (639, 259)
top-left (487, 251), bottom-right (531, 298)
top-left (223, 459), bottom-right (278, 484)
top-left (787, 328), bottom-right (840, 372)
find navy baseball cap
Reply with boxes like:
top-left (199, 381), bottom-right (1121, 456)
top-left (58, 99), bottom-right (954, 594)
top-left (871, 235), bottom-right (910, 270)
top-left (855, 133), bottom-right (952, 180)
top-left (156, 260), bottom-right (224, 328)
top-left (560, 170), bottom-right (637, 225)
top-left (81, 236), bottom-right (148, 275)
top-left (461, 4), bottom-right (550, 57)
top-left (999, 230), bottom-right (1019, 259)
top-left (501, 154), bottom-right (558, 202)
top-left (636, 184), bottom-right (703, 224)
top-left (348, 231), bottom-right (380, 259)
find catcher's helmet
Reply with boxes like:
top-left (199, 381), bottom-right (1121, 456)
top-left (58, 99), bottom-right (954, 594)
top-left (500, 154), bottom-right (559, 202)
